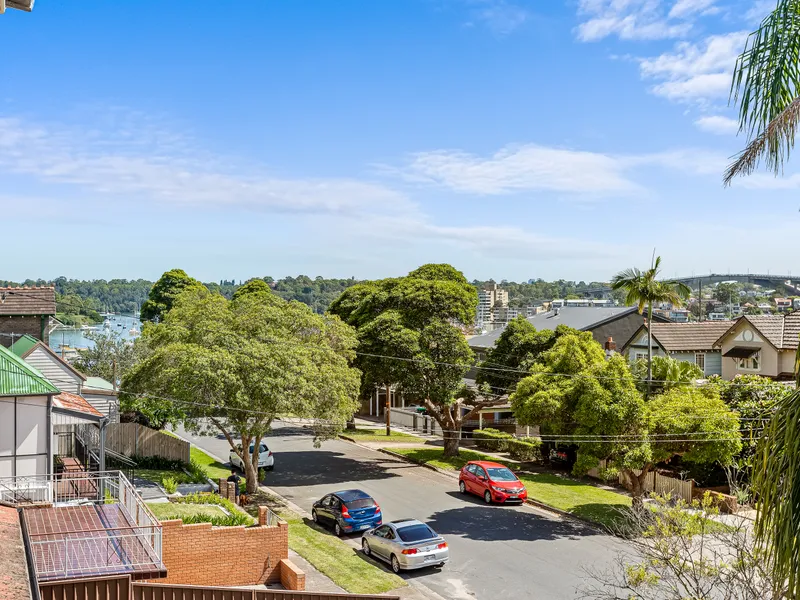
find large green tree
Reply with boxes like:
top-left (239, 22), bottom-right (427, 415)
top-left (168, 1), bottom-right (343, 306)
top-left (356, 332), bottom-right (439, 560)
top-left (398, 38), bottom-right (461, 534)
top-left (140, 269), bottom-right (206, 323)
top-left (124, 285), bottom-right (361, 493)
top-left (611, 256), bottom-right (691, 392)
top-left (73, 331), bottom-right (143, 389)
top-left (512, 332), bottom-right (741, 502)
top-left (330, 264), bottom-right (493, 456)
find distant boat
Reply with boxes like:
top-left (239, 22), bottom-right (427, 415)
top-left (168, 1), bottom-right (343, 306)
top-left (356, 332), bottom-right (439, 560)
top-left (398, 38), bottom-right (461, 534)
top-left (129, 325), bottom-right (140, 337)
top-left (80, 324), bottom-right (94, 331)
top-left (103, 319), bottom-right (111, 329)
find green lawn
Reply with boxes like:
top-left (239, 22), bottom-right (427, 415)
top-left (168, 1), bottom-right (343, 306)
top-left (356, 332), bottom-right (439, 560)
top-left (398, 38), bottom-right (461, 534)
top-left (190, 445), bottom-right (241, 485)
top-left (135, 468), bottom-right (197, 486)
top-left (243, 492), bottom-right (404, 595)
top-left (147, 502), bottom-right (226, 520)
top-left (341, 428), bottom-right (420, 443)
top-left (385, 446), bottom-right (631, 529)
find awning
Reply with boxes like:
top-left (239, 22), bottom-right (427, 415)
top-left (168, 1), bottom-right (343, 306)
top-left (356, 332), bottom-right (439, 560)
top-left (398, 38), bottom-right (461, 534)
top-left (723, 347), bottom-right (760, 359)
top-left (52, 392), bottom-right (105, 423)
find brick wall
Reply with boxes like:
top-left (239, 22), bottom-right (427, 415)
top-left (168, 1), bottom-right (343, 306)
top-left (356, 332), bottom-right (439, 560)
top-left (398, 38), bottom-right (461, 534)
top-left (157, 513), bottom-right (290, 587)
top-left (279, 559), bottom-right (306, 591)
top-left (0, 316), bottom-right (46, 348)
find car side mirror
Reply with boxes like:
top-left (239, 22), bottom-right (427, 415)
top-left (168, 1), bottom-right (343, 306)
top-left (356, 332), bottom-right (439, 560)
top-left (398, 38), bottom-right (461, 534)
top-left (479, 476), bottom-right (487, 481)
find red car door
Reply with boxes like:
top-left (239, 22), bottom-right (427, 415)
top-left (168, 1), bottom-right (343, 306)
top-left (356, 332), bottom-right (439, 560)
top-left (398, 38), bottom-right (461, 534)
top-left (473, 465), bottom-right (489, 495)
top-left (464, 464), bottom-right (478, 493)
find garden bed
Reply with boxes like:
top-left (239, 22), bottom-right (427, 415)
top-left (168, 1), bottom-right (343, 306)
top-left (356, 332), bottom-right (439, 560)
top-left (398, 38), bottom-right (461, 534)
top-left (148, 492), bottom-right (254, 526)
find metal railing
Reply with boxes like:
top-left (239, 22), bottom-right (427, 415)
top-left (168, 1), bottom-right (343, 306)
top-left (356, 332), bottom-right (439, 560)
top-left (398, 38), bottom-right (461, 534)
top-left (0, 475), bottom-right (52, 505)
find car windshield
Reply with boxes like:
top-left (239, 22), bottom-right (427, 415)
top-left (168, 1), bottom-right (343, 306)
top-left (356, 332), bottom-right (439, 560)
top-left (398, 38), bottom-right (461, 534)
top-left (343, 498), bottom-right (374, 509)
top-left (486, 467), bottom-right (517, 482)
top-left (396, 524), bottom-right (435, 543)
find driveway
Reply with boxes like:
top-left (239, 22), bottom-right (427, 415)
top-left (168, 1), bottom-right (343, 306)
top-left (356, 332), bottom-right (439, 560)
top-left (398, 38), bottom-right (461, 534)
top-left (179, 422), bottom-right (622, 600)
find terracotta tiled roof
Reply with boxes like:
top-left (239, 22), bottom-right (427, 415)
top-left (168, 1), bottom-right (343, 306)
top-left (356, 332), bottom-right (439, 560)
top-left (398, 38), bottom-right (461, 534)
top-left (647, 321), bottom-right (734, 352)
top-left (0, 287), bottom-right (56, 316)
top-left (53, 391), bottom-right (104, 418)
top-left (743, 314), bottom-right (800, 350)
top-left (0, 507), bottom-right (33, 600)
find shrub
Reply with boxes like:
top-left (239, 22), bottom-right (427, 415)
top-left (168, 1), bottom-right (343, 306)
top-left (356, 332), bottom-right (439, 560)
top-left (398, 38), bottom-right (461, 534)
top-left (161, 476), bottom-right (178, 494)
top-left (473, 428), bottom-right (513, 452)
top-left (133, 455), bottom-right (185, 470)
top-left (186, 458), bottom-right (210, 483)
top-left (167, 492), bottom-right (255, 526)
top-left (507, 438), bottom-right (542, 462)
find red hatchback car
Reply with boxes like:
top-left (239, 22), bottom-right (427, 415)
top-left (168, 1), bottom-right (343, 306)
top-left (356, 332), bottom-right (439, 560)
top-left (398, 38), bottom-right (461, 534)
top-left (459, 461), bottom-right (527, 504)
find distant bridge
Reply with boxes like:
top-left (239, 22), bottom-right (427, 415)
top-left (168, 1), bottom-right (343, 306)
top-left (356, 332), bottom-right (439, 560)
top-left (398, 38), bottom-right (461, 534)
top-left (582, 273), bottom-right (799, 298)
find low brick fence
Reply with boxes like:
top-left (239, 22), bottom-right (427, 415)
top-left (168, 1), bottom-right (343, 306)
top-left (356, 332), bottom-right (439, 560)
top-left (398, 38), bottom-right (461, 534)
top-left (155, 506), bottom-right (293, 587)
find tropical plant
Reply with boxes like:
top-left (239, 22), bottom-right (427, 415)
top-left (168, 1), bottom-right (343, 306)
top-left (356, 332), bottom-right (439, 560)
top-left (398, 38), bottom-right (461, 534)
top-left (724, 0), bottom-right (800, 185)
top-left (630, 355), bottom-right (703, 394)
top-left (161, 476), bottom-right (178, 494)
top-left (611, 256), bottom-right (691, 393)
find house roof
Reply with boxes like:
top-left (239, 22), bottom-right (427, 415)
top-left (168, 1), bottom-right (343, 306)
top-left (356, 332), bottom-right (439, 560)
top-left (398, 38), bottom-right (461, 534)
top-left (468, 306), bottom-right (642, 348)
top-left (0, 344), bottom-right (59, 397)
top-left (722, 314), bottom-right (800, 350)
top-left (625, 321), bottom-right (734, 352)
top-left (0, 287), bottom-right (56, 316)
top-left (0, 507), bottom-right (33, 600)
top-left (16, 341), bottom-right (87, 381)
top-left (9, 334), bottom-right (39, 357)
top-left (84, 376), bottom-right (116, 393)
top-left (53, 391), bottom-right (104, 419)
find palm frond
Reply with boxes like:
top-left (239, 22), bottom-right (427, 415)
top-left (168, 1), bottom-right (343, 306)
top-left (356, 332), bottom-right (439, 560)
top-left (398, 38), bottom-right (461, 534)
top-left (728, 0), bottom-right (800, 181)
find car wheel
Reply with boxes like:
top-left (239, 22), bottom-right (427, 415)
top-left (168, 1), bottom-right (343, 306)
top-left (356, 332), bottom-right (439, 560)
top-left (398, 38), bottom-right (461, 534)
top-left (459, 481), bottom-right (467, 494)
top-left (438, 562), bottom-right (445, 568)
top-left (335, 522), bottom-right (343, 537)
top-left (362, 539), bottom-right (371, 556)
top-left (391, 554), bottom-right (401, 574)
top-left (484, 490), bottom-right (492, 504)
top-left (312, 510), bottom-right (319, 524)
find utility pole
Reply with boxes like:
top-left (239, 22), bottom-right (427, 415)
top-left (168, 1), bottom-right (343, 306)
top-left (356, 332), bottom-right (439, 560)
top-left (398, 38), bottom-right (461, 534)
top-left (385, 383), bottom-right (391, 436)
top-left (112, 359), bottom-right (118, 391)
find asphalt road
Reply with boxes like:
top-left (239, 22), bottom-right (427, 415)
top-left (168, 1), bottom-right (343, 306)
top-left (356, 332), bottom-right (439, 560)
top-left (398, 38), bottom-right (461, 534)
top-left (179, 422), bottom-right (622, 600)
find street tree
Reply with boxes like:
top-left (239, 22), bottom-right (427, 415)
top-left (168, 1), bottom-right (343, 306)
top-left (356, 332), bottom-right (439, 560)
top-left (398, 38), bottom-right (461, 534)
top-left (330, 263), bottom-right (497, 456)
top-left (475, 316), bottom-right (573, 393)
top-left (124, 286), bottom-right (361, 493)
top-left (511, 332), bottom-right (741, 503)
top-left (611, 256), bottom-right (691, 392)
top-left (140, 268), bottom-right (206, 322)
top-left (73, 330), bottom-right (143, 388)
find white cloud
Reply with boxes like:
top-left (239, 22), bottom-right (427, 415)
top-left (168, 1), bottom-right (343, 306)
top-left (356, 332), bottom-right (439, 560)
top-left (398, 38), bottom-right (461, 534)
top-left (467, 0), bottom-right (529, 34)
top-left (575, 0), bottom-right (715, 42)
top-left (638, 31), bottom-right (747, 102)
top-left (397, 145), bottom-right (642, 195)
top-left (745, 0), bottom-right (773, 24)
top-left (394, 143), bottom-right (729, 195)
top-left (694, 115), bottom-right (739, 134)
top-left (669, 0), bottom-right (718, 19)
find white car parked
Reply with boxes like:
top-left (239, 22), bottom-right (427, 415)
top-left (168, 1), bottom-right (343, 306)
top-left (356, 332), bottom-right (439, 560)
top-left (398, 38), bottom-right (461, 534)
top-left (229, 442), bottom-right (275, 471)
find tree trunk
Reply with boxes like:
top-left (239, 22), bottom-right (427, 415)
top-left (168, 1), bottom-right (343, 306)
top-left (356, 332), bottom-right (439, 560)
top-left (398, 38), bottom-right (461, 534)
top-left (626, 466), bottom-right (652, 507)
top-left (443, 430), bottom-right (460, 457)
top-left (647, 302), bottom-right (653, 397)
top-left (244, 458), bottom-right (259, 494)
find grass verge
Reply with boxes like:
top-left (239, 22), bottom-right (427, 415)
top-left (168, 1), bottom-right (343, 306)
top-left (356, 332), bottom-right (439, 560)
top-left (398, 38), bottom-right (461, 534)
top-left (385, 446), bottom-right (631, 529)
top-left (245, 492), bottom-right (405, 594)
top-left (190, 445), bottom-right (244, 487)
top-left (340, 428), bottom-right (421, 443)
top-left (135, 468), bottom-right (197, 485)
top-left (147, 502), bottom-right (225, 520)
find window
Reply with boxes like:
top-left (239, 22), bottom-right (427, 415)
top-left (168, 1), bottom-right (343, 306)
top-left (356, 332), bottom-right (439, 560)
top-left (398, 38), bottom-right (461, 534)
top-left (397, 524), bottom-right (436, 543)
top-left (736, 351), bottom-right (761, 371)
top-left (486, 467), bottom-right (518, 482)
top-left (321, 495), bottom-right (332, 507)
top-left (695, 353), bottom-right (705, 373)
top-left (466, 464), bottom-right (478, 475)
top-left (474, 466), bottom-right (487, 479)
top-left (373, 525), bottom-right (390, 538)
top-left (635, 352), bottom-right (647, 362)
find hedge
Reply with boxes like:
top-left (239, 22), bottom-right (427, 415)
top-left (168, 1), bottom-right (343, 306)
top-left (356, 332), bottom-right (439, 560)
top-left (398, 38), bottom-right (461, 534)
top-left (473, 428), bottom-right (513, 452)
top-left (506, 438), bottom-right (542, 462)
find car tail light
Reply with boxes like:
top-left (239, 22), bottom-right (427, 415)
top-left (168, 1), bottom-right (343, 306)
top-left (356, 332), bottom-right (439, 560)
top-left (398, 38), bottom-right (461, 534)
top-left (402, 548), bottom-right (418, 555)
top-left (268, 451), bottom-right (273, 457)
top-left (374, 505), bottom-right (381, 515)
top-left (437, 542), bottom-right (447, 549)
top-left (341, 505), bottom-right (351, 519)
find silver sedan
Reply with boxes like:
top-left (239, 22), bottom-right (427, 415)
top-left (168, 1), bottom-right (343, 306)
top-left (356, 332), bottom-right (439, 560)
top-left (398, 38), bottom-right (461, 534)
top-left (361, 519), bottom-right (449, 574)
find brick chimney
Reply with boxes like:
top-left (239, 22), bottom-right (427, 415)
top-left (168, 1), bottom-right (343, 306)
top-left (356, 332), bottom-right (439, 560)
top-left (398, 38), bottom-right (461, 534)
top-left (604, 336), bottom-right (616, 359)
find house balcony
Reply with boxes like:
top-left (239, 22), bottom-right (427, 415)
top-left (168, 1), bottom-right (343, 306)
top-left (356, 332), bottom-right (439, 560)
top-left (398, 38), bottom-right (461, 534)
top-left (0, 470), bottom-right (165, 582)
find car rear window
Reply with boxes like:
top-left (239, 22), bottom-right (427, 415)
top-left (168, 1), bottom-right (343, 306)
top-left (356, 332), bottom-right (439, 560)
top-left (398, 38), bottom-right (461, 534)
top-left (396, 524), bottom-right (435, 542)
top-left (343, 498), bottom-right (374, 510)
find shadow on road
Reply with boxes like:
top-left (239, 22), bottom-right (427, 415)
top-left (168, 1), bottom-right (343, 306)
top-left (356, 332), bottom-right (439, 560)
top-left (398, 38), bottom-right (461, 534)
top-left (266, 450), bottom-right (412, 487)
top-left (427, 495), bottom-right (600, 543)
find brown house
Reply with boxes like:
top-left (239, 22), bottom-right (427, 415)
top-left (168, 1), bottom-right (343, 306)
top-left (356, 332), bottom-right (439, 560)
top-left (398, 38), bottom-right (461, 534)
top-left (0, 287), bottom-right (56, 348)
top-left (714, 313), bottom-right (800, 381)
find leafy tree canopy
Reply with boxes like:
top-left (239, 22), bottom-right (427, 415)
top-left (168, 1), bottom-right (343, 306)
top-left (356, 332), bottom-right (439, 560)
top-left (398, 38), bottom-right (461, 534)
top-left (124, 285), bottom-right (361, 492)
top-left (630, 355), bottom-right (704, 394)
top-left (140, 269), bottom-right (206, 322)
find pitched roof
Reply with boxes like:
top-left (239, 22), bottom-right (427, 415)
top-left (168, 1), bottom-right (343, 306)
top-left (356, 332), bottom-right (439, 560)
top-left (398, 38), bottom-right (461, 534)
top-left (468, 306), bottom-right (640, 348)
top-left (716, 313), bottom-right (800, 350)
top-left (645, 321), bottom-right (734, 352)
top-left (0, 507), bottom-right (34, 600)
top-left (9, 334), bottom-right (39, 357)
top-left (84, 376), bottom-right (116, 393)
top-left (52, 391), bottom-right (104, 419)
top-left (0, 345), bottom-right (59, 397)
top-left (0, 287), bottom-right (56, 316)
top-left (18, 341), bottom-right (87, 381)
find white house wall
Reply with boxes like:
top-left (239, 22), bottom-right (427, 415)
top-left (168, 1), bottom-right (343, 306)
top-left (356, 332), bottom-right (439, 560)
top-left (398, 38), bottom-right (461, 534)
top-left (23, 346), bottom-right (82, 394)
top-left (0, 395), bottom-right (51, 478)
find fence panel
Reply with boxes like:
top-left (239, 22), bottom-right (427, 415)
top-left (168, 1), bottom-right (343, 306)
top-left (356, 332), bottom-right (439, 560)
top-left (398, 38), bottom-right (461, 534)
top-left (40, 575), bottom-right (131, 600)
top-left (134, 585), bottom-right (400, 600)
top-left (653, 472), bottom-right (693, 502)
top-left (255, 592), bottom-right (400, 600)
top-left (105, 424), bottom-right (190, 463)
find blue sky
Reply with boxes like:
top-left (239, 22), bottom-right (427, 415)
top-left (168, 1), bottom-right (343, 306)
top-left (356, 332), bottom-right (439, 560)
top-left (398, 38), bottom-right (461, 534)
top-left (1, 0), bottom-right (796, 283)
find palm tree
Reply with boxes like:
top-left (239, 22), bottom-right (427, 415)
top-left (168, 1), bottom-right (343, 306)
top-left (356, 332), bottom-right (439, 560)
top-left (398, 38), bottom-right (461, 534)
top-left (725, 4), bottom-right (800, 593)
top-left (611, 256), bottom-right (691, 393)
top-left (724, 0), bottom-right (800, 185)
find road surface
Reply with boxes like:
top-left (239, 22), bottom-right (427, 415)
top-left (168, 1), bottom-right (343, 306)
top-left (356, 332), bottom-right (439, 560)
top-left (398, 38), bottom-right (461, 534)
top-left (179, 422), bottom-right (622, 600)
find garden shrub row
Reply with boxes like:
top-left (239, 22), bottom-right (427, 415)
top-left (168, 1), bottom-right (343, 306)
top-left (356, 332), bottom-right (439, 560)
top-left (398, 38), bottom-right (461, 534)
top-left (473, 428), bottom-right (513, 452)
top-left (506, 438), bottom-right (542, 462)
top-left (166, 492), bottom-right (254, 526)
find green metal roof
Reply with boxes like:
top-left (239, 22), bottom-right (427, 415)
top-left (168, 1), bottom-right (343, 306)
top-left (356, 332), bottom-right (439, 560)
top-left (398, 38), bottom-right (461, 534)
top-left (0, 344), bottom-right (60, 397)
top-left (84, 376), bottom-right (115, 392)
top-left (9, 334), bottom-right (39, 357)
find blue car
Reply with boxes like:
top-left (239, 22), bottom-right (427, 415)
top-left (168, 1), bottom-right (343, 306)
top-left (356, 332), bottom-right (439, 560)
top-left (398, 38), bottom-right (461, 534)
top-left (312, 489), bottom-right (382, 537)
